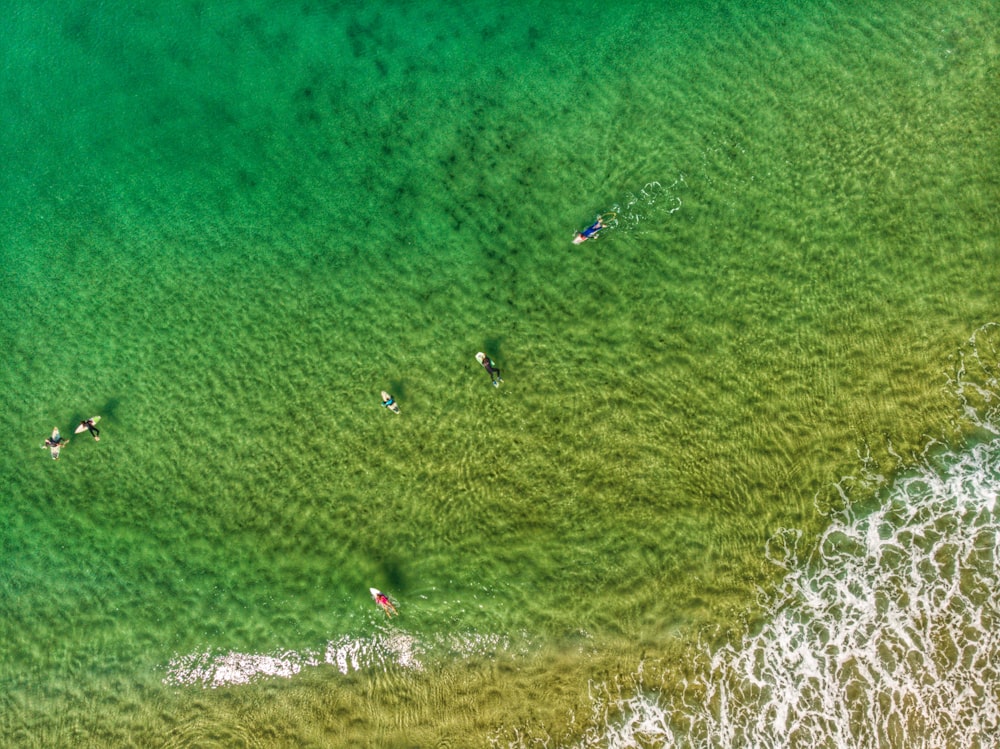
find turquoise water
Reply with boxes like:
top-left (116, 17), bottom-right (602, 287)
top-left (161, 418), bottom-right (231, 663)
top-left (2, 0), bottom-right (998, 745)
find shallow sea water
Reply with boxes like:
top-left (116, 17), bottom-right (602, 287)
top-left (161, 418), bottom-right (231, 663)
top-left (1, 0), bottom-right (997, 746)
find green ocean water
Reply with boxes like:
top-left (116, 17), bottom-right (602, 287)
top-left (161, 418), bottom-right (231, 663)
top-left (1, 0), bottom-right (997, 745)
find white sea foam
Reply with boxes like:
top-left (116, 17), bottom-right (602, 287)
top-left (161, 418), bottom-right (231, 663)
top-left (606, 176), bottom-right (686, 235)
top-left (163, 630), bottom-right (518, 688)
top-left (497, 325), bottom-right (1000, 748)
top-left (950, 322), bottom-right (1000, 434)
top-left (165, 650), bottom-right (312, 688)
top-left (533, 440), bottom-right (999, 749)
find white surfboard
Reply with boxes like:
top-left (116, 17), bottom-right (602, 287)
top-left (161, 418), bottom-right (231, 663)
top-left (381, 391), bottom-right (400, 414)
top-left (75, 415), bottom-right (101, 434)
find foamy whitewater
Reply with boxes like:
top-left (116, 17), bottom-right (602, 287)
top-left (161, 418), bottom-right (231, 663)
top-left (508, 326), bottom-right (1000, 749)
top-left (165, 630), bottom-right (522, 688)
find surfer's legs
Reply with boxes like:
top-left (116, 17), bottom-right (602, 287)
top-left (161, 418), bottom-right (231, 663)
top-left (87, 425), bottom-right (100, 440)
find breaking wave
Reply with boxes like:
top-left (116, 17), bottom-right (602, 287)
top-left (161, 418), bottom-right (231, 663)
top-left (504, 325), bottom-right (1000, 748)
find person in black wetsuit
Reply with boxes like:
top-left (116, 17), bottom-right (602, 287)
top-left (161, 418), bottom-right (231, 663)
top-left (43, 431), bottom-right (67, 460)
top-left (478, 353), bottom-right (503, 387)
top-left (79, 419), bottom-right (100, 441)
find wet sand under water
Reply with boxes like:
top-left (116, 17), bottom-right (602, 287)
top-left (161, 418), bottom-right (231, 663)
top-left (1, 0), bottom-right (998, 745)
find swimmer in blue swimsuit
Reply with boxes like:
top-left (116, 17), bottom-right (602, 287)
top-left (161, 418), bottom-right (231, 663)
top-left (573, 216), bottom-right (607, 244)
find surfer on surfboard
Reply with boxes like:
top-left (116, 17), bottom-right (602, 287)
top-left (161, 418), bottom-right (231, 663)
top-left (77, 417), bottom-right (100, 441)
top-left (43, 428), bottom-right (67, 460)
top-left (572, 212), bottom-right (616, 244)
top-left (370, 588), bottom-right (398, 617)
top-left (381, 391), bottom-right (400, 414)
top-left (476, 352), bottom-right (503, 387)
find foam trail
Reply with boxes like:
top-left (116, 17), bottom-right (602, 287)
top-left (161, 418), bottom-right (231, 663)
top-left (164, 630), bottom-right (518, 688)
top-left (597, 176), bottom-right (686, 236)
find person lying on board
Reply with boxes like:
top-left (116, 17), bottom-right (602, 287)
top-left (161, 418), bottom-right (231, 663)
top-left (573, 215), bottom-right (607, 244)
top-left (373, 590), bottom-right (398, 617)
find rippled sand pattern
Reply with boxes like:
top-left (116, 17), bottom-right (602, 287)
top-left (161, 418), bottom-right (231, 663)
top-left (1, 0), bottom-right (997, 745)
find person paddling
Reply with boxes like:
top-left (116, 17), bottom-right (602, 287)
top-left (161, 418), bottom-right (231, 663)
top-left (476, 352), bottom-right (503, 387)
top-left (573, 215), bottom-right (607, 244)
top-left (371, 589), bottom-right (398, 617)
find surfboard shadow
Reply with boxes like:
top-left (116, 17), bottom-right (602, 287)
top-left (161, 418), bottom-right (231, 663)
top-left (68, 398), bottom-right (120, 429)
top-left (484, 337), bottom-right (504, 359)
top-left (100, 398), bottom-right (121, 420)
top-left (377, 556), bottom-right (407, 592)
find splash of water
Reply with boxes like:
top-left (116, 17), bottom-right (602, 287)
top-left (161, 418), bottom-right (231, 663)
top-left (595, 177), bottom-right (686, 236)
